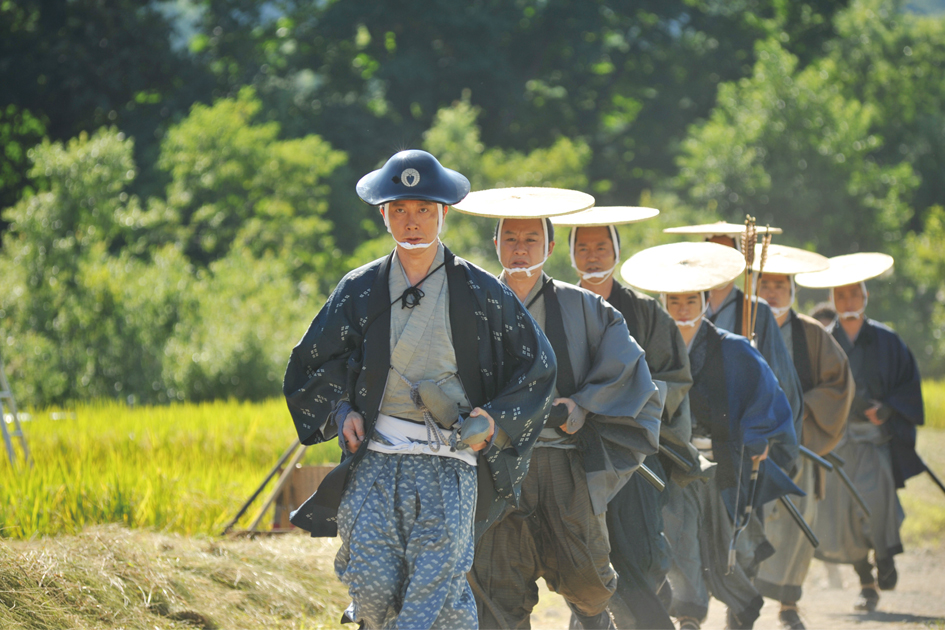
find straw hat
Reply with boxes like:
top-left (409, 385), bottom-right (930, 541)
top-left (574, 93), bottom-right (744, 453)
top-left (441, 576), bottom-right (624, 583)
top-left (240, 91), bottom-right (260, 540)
top-left (794, 253), bottom-right (894, 289)
top-left (749, 244), bottom-right (829, 275)
top-left (620, 242), bottom-right (747, 294)
top-left (451, 187), bottom-right (594, 218)
top-left (663, 221), bottom-right (782, 236)
top-left (549, 205), bottom-right (659, 226)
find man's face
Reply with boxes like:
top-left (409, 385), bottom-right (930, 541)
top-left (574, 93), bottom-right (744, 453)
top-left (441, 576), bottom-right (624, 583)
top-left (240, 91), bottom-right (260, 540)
top-left (758, 273), bottom-right (792, 310)
top-left (573, 226), bottom-right (616, 275)
top-left (833, 283), bottom-right (866, 318)
top-left (497, 218), bottom-right (554, 270)
top-left (666, 292), bottom-right (703, 325)
top-left (384, 200), bottom-right (443, 246)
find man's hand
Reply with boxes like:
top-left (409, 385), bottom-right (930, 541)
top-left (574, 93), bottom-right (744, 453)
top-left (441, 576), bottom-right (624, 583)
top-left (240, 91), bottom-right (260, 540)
top-left (342, 410), bottom-right (366, 453)
top-left (865, 402), bottom-right (885, 426)
top-left (467, 407), bottom-right (495, 452)
top-left (553, 397), bottom-right (585, 434)
top-left (750, 443), bottom-right (770, 465)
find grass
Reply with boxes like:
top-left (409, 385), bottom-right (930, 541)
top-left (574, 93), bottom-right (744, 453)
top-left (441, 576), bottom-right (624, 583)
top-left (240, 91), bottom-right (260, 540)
top-left (1, 399), bottom-right (340, 540)
top-left (901, 427), bottom-right (945, 548)
top-left (924, 378), bottom-right (945, 429)
top-left (0, 525), bottom-right (348, 629)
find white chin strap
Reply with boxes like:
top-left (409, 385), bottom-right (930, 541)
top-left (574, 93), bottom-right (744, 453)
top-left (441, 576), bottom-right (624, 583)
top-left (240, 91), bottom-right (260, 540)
top-left (497, 217), bottom-right (550, 278)
top-left (768, 277), bottom-right (796, 319)
top-left (661, 293), bottom-right (710, 328)
top-left (570, 225), bottom-right (620, 285)
top-left (831, 282), bottom-right (869, 320)
top-left (382, 203), bottom-right (444, 250)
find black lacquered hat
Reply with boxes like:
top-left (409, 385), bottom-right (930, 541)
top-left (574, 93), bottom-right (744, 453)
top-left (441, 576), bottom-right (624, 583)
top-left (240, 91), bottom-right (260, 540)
top-left (356, 150), bottom-right (470, 206)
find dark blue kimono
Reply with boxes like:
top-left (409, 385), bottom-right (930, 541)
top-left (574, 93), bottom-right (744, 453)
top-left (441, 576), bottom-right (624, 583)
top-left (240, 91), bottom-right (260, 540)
top-left (830, 318), bottom-right (925, 487)
top-left (689, 320), bottom-right (802, 518)
top-left (284, 247), bottom-right (557, 537)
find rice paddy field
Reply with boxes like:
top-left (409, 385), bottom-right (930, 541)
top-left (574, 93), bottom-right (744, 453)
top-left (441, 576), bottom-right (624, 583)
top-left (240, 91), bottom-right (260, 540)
top-left (0, 399), bottom-right (340, 540)
top-left (2, 380), bottom-right (944, 542)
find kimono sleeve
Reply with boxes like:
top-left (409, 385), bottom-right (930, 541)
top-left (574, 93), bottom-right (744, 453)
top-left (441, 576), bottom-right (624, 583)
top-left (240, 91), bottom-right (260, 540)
top-left (480, 281), bottom-right (557, 454)
top-left (801, 317), bottom-right (854, 455)
top-left (724, 338), bottom-right (798, 468)
top-left (756, 303), bottom-right (805, 442)
top-left (283, 274), bottom-right (366, 445)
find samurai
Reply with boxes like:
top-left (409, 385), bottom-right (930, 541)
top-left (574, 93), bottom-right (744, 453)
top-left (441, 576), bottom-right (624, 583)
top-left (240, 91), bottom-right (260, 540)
top-left (664, 222), bottom-right (805, 443)
top-left (622, 242), bottom-right (802, 630)
top-left (553, 206), bottom-right (696, 630)
top-left (459, 192), bottom-right (664, 630)
top-left (752, 245), bottom-right (855, 630)
top-left (283, 152), bottom-right (557, 629)
top-left (797, 253), bottom-right (925, 613)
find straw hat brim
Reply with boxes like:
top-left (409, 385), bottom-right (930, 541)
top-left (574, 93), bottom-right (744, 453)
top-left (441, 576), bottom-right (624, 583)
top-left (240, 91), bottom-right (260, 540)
top-left (794, 253), bottom-right (894, 288)
top-left (620, 242), bottom-right (747, 294)
top-left (663, 221), bottom-right (783, 236)
top-left (549, 205), bottom-right (659, 226)
top-left (450, 187), bottom-right (594, 218)
top-left (750, 244), bottom-right (829, 275)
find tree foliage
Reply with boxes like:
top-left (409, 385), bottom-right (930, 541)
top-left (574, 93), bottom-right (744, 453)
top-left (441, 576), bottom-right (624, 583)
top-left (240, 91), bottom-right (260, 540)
top-left (6, 0), bottom-right (945, 407)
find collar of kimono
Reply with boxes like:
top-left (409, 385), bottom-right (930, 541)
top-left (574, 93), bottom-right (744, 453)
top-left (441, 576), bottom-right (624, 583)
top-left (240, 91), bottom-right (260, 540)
top-left (569, 224), bottom-right (620, 285)
top-left (381, 202), bottom-right (444, 250)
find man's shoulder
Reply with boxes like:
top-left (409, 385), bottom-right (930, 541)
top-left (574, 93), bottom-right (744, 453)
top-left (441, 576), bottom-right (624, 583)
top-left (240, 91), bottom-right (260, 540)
top-left (445, 251), bottom-right (516, 300)
top-left (865, 317), bottom-right (899, 337)
top-left (795, 312), bottom-right (833, 338)
top-left (336, 255), bottom-right (387, 289)
top-left (865, 318), bottom-right (911, 350)
top-left (552, 277), bottom-right (610, 306)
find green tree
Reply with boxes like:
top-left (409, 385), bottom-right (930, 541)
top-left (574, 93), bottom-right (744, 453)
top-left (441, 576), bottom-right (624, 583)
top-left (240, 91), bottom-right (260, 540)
top-left (0, 129), bottom-right (192, 406)
top-left (675, 38), bottom-right (917, 253)
top-left (156, 87), bottom-right (347, 285)
top-left (825, 0), bottom-right (945, 228)
top-left (0, 0), bottom-right (213, 204)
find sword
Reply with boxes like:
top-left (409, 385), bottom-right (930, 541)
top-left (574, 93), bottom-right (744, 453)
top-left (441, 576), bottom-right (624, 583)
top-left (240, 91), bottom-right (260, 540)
top-left (637, 461), bottom-right (666, 493)
top-left (924, 462), bottom-right (945, 497)
top-left (798, 444), bottom-right (834, 472)
top-left (728, 452), bottom-right (760, 575)
top-left (660, 442), bottom-right (695, 472)
top-left (778, 495), bottom-right (819, 548)
top-left (824, 451), bottom-right (872, 517)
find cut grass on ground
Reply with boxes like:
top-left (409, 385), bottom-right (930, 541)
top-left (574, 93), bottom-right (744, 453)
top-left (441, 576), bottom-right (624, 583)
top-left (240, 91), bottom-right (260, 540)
top-left (0, 525), bottom-right (347, 630)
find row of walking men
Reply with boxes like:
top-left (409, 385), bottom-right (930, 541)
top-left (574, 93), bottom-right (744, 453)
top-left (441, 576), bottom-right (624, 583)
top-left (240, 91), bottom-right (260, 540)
top-left (283, 150), bottom-right (925, 630)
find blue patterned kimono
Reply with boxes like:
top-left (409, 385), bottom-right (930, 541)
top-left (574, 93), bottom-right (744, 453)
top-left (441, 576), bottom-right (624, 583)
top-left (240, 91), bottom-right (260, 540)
top-left (284, 247), bottom-right (556, 537)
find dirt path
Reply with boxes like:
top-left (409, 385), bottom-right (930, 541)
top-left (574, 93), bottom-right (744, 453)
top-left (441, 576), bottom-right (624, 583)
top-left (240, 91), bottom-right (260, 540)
top-left (531, 546), bottom-right (945, 629)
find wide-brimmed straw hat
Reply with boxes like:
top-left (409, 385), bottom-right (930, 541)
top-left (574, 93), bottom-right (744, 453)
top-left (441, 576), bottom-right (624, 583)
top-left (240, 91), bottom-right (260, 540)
top-left (663, 221), bottom-right (782, 237)
top-left (450, 187), bottom-right (594, 218)
top-left (794, 253), bottom-right (894, 289)
top-left (750, 244), bottom-right (829, 275)
top-left (620, 242), bottom-right (746, 294)
top-left (549, 205), bottom-right (659, 226)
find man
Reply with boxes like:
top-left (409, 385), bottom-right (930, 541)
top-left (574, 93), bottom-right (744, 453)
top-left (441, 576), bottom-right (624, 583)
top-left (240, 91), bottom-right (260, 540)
top-left (283, 151), bottom-right (557, 629)
top-left (664, 222), bottom-right (805, 443)
top-left (458, 191), bottom-right (664, 630)
top-left (752, 245), bottom-right (855, 630)
top-left (552, 206), bottom-right (696, 629)
top-left (622, 242), bottom-right (802, 630)
top-left (797, 253), bottom-right (925, 613)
